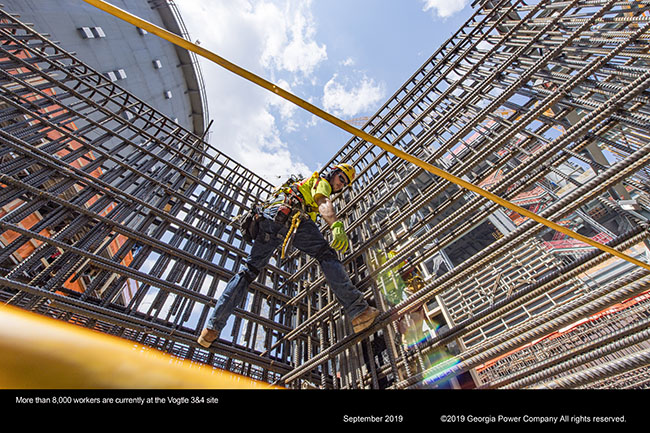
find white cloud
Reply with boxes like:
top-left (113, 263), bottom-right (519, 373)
top-left (421, 0), bottom-right (470, 18)
top-left (230, 108), bottom-right (310, 178)
top-left (175, 0), bottom-right (323, 183)
top-left (259, 2), bottom-right (327, 77)
top-left (322, 73), bottom-right (386, 118)
top-left (266, 79), bottom-right (297, 123)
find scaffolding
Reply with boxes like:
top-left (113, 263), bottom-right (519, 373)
top-left (2, 0), bottom-right (650, 389)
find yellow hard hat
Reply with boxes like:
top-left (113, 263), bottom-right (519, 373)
top-left (335, 163), bottom-right (356, 184)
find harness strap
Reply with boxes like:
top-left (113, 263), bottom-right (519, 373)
top-left (266, 173), bottom-right (320, 216)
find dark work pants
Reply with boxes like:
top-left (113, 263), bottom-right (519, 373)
top-left (207, 214), bottom-right (368, 333)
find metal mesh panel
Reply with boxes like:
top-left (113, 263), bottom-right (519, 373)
top-left (278, 0), bottom-right (650, 389)
top-left (0, 9), bottom-right (298, 384)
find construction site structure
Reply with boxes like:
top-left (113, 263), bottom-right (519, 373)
top-left (0, 0), bottom-right (209, 137)
top-left (2, 0), bottom-right (650, 390)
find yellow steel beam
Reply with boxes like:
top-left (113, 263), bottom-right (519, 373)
top-left (82, 0), bottom-right (650, 272)
top-left (0, 305), bottom-right (278, 389)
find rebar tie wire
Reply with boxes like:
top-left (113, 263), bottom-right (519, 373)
top-left (81, 0), bottom-right (650, 275)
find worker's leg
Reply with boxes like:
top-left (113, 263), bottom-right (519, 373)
top-left (206, 218), bottom-right (282, 334)
top-left (291, 219), bottom-right (369, 319)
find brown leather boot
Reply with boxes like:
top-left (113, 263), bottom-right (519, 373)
top-left (197, 328), bottom-right (219, 348)
top-left (351, 307), bottom-right (380, 333)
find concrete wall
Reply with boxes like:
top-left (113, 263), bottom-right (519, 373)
top-left (2, 0), bottom-right (197, 132)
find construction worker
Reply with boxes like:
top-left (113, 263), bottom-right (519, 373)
top-left (197, 163), bottom-right (380, 348)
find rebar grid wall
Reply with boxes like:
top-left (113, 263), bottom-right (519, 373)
top-left (2, 0), bottom-right (650, 390)
top-left (281, 0), bottom-right (650, 389)
top-left (0, 8), bottom-right (305, 383)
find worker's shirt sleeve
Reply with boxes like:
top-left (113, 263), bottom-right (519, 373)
top-left (312, 178), bottom-right (332, 203)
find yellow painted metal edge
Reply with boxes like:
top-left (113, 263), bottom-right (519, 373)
top-left (81, 0), bottom-right (650, 273)
top-left (0, 304), bottom-right (279, 389)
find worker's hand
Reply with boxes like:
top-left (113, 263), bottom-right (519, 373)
top-left (330, 221), bottom-right (349, 253)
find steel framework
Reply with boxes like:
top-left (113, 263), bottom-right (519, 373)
top-left (0, 7), bottom-right (295, 384)
top-left (2, 0), bottom-right (650, 389)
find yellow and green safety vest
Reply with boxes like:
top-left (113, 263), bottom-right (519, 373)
top-left (268, 172), bottom-right (332, 221)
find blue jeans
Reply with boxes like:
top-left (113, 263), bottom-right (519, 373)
top-left (207, 210), bottom-right (369, 334)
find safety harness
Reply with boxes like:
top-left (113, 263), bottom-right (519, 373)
top-left (233, 172), bottom-right (328, 258)
top-left (265, 172), bottom-right (322, 259)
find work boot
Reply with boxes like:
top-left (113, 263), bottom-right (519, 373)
top-left (351, 306), bottom-right (380, 333)
top-left (197, 328), bottom-right (219, 348)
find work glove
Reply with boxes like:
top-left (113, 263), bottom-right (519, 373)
top-left (330, 221), bottom-right (349, 253)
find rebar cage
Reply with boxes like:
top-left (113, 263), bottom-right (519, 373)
top-left (0, 7), bottom-right (295, 384)
top-left (2, 0), bottom-right (650, 389)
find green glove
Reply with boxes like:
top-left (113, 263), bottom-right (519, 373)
top-left (330, 221), bottom-right (349, 253)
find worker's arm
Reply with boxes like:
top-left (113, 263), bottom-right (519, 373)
top-left (315, 194), bottom-right (338, 226)
top-left (316, 194), bottom-right (349, 252)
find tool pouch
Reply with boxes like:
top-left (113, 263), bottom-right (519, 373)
top-left (236, 207), bottom-right (261, 244)
top-left (274, 205), bottom-right (291, 225)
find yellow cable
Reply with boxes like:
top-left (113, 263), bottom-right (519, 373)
top-left (82, 0), bottom-right (650, 272)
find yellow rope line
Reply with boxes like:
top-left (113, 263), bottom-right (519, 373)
top-left (281, 212), bottom-right (302, 259)
top-left (82, 0), bottom-right (650, 272)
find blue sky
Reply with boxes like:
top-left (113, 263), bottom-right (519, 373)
top-left (175, 0), bottom-right (473, 184)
